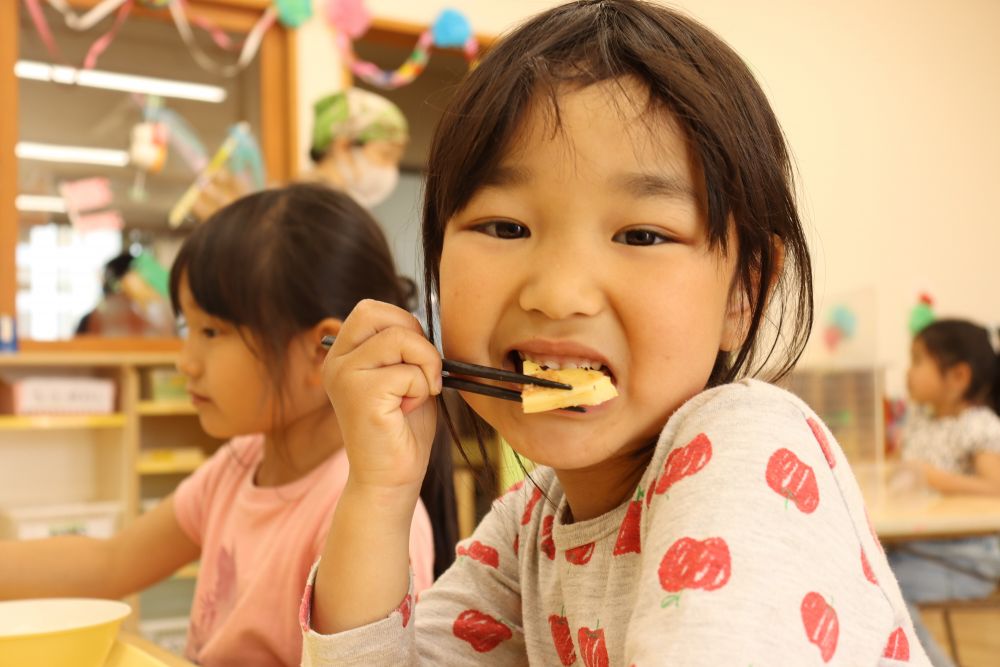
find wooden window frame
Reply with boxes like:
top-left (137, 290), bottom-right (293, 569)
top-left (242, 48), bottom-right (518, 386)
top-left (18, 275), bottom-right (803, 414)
top-left (0, 0), bottom-right (297, 353)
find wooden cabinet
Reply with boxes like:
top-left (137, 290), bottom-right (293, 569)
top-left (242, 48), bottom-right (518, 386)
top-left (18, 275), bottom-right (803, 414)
top-left (0, 351), bottom-right (221, 638)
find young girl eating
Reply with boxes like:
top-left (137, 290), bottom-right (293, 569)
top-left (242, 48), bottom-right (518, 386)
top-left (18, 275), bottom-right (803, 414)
top-left (303, 1), bottom-right (931, 664)
top-left (890, 318), bottom-right (1000, 666)
top-left (1, 183), bottom-right (455, 667)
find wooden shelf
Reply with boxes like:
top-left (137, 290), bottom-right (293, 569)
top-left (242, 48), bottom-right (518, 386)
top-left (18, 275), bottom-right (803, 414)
top-left (137, 401), bottom-right (196, 416)
top-left (137, 448), bottom-right (205, 475)
top-left (0, 351), bottom-right (180, 367)
top-left (0, 413), bottom-right (126, 430)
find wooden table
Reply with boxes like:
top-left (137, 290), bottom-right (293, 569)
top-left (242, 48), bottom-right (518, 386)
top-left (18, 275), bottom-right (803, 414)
top-left (108, 632), bottom-right (196, 667)
top-left (858, 462), bottom-right (1000, 542)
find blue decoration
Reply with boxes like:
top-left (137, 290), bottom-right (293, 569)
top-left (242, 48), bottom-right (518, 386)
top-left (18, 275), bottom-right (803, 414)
top-left (431, 8), bottom-right (472, 48)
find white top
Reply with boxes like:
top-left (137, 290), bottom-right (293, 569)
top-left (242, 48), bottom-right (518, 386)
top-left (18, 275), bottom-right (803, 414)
top-left (301, 380), bottom-right (930, 666)
top-left (902, 405), bottom-right (1000, 474)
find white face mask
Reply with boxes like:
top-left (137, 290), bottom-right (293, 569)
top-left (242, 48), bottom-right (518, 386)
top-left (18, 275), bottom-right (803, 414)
top-left (338, 147), bottom-right (400, 208)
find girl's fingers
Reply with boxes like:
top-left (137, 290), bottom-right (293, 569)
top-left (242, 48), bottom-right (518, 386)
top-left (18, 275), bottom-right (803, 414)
top-left (331, 299), bottom-right (426, 353)
top-left (328, 301), bottom-right (442, 395)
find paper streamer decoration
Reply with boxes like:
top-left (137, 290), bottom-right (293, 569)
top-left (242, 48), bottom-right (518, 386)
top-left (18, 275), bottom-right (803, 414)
top-left (24, 0), bottom-right (134, 70)
top-left (329, 1), bottom-right (479, 90)
top-left (168, 0), bottom-right (276, 77)
top-left (29, 0), bottom-right (274, 79)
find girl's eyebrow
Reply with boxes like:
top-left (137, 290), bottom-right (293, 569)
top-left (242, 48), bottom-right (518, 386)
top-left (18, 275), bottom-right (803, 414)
top-left (482, 164), bottom-right (532, 188)
top-left (482, 166), bottom-right (694, 203)
top-left (612, 172), bottom-right (695, 201)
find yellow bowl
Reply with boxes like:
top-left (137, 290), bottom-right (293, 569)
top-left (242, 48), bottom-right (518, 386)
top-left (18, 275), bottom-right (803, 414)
top-left (0, 598), bottom-right (131, 667)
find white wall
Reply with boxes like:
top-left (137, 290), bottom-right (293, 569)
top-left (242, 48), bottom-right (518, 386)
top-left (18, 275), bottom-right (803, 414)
top-left (297, 0), bottom-right (1000, 394)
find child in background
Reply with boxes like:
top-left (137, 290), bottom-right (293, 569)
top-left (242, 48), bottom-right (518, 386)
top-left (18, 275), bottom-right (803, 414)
top-left (890, 319), bottom-right (1000, 667)
top-left (301, 1), bottom-right (931, 664)
top-left (0, 183), bottom-right (455, 667)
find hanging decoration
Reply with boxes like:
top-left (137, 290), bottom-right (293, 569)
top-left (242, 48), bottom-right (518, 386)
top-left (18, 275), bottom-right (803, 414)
top-left (275, 0), bottom-right (312, 29)
top-left (168, 122), bottom-right (265, 227)
top-left (25, 0), bottom-right (274, 78)
top-left (328, 0), bottom-right (479, 90)
top-left (822, 304), bottom-right (857, 352)
top-left (128, 96), bottom-right (170, 201)
top-left (24, 0), bottom-right (134, 71)
top-left (167, 0), bottom-right (276, 77)
top-left (26, 0), bottom-right (483, 89)
top-left (58, 177), bottom-right (125, 233)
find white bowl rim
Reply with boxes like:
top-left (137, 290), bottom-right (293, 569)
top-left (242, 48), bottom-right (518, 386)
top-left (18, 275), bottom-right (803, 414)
top-left (0, 598), bottom-right (131, 639)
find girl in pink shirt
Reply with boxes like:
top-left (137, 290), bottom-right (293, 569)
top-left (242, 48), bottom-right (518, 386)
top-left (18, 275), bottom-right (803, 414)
top-left (0, 183), bottom-right (455, 667)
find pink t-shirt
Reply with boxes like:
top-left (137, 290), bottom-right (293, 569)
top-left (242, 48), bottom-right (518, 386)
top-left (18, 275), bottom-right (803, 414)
top-left (174, 434), bottom-right (435, 667)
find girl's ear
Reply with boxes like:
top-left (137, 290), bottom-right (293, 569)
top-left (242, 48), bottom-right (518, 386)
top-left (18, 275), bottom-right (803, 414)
top-left (304, 318), bottom-right (343, 385)
top-left (312, 318), bottom-right (342, 360)
top-left (721, 235), bottom-right (785, 352)
top-left (944, 361), bottom-right (972, 402)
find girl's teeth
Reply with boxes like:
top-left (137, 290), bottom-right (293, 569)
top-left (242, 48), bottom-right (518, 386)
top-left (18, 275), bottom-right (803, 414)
top-left (520, 353), bottom-right (602, 371)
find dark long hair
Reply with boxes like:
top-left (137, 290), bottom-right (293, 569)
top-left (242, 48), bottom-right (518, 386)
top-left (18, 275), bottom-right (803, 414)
top-left (421, 0), bottom-right (813, 467)
top-left (917, 319), bottom-right (1000, 414)
top-left (170, 182), bottom-right (457, 577)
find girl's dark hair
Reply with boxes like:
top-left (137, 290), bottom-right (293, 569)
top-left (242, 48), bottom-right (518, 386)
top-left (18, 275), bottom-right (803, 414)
top-left (169, 182), bottom-right (457, 577)
top-left (421, 1), bottom-right (813, 465)
top-left (917, 319), bottom-right (1000, 414)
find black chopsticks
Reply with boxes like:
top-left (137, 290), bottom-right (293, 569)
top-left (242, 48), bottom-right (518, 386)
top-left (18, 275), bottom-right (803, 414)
top-left (320, 335), bottom-right (583, 411)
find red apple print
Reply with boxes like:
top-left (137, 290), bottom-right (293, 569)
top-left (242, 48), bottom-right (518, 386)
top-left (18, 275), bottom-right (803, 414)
top-left (457, 540), bottom-right (500, 568)
top-left (801, 592), bottom-right (839, 663)
top-left (652, 433), bottom-right (713, 500)
top-left (861, 548), bottom-right (877, 584)
top-left (397, 594), bottom-right (412, 628)
top-left (882, 627), bottom-right (910, 661)
top-left (453, 609), bottom-right (513, 653)
top-left (565, 541), bottom-right (595, 565)
top-left (522, 487), bottom-right (544, 525)
top-left (658, 536), bottom-right (731, 607)
top-left (548, 613), bottom-right (577, 665)
top-left (614, 487), bottom-right (643, 555)
top-left (807, 417), bottom-right (836, 468)
top-left (577, 625), bottom-right (609, 667)
top-left (766, 448), bottom-right (820, 513)
top-left (540, 515), bottom-right (556, 560)
top-left (513, 533), bottom-right (520, 556)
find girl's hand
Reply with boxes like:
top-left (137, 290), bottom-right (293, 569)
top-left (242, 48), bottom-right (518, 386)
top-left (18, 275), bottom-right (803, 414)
top-left (322, 299), bottom-right (442, 498)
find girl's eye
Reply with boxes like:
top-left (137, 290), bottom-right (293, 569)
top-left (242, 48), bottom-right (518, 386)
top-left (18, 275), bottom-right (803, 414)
top-left (613, 228), bottom-right (673, 246)
top-left (475, 220), bottom-right (530, 239)
top-left (202, 327), bottom-right (219, 339)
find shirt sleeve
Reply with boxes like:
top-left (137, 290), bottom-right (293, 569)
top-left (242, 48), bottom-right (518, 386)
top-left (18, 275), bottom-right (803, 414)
top-left (301, 489), bottom-right (526, 666)
top-left (972, 410), bottom-right (1000, 455)
top-left (623, 383), bottom-right (922, 665)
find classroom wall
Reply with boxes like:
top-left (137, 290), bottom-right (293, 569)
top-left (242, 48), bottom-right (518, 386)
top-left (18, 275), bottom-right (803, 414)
top-left (297, 0), bottom-right (1000, 394)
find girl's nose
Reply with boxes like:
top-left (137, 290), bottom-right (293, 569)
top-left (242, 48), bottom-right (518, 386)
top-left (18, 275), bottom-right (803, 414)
top-left (517, 243), bottom-right (604, 320)
top-left (176, 341), bottom-right (202, 379)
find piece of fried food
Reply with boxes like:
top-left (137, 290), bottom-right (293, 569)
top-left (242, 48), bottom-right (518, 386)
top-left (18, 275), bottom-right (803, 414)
top-left (520, 360), bottom-right (618, 414)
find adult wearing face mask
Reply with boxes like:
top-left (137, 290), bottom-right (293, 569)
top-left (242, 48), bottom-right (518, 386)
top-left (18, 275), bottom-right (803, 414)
top-left (307, 88), bottom-right (408, 209)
